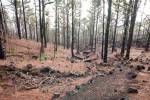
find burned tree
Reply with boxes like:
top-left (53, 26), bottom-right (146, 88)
top-left (103, 0), bottom-right (112, 63)
top-left (0, 9), bottom-right (5, 59)
top-left (125, 0), bottom-right (139, 59)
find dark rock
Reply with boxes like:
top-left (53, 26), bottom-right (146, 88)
top-left (136, 65), bottom-right (145, 71)
top-left (22, 64), bottom-right (33, 73)
top-left (114, 89), bottom-right (117, 92)
top-left (120, 96), bottom-right (129, 100)
top-left (126, 72), bottom-right (137, 79)
top-left (52, 93), bottom-right (60, 99)
top-left (6, 64), bottom-right (16, 71)
top-left (134, 58), bottom-right (138, 62)
top-left (119, 69), bottom-right (123, 72)
top-left (32, 55), bottom-right (38, 60)
top-left (66, 90), bottom-right (77, 96)
top-left (88, 78), bottom-right (95, 84)
top-left (109, 71), bottom-right (113, 75)
top-left (141, 51), bottom-right (145, 53)
top-left (40, 67), bottom-right (56, 74)
top-left (75, 85), bottom-right (81, 91)
top-left (30, 68), bottom-right (40, 76)
top-left (142, 80), bottom-right (147, 83)
top-left (147, 67), bottom-right (150, 71)
top-left (127, 87), bottom-right (138, 93)
top-left (129, 58), bottom-right (133, 61)
top-left (64, 72), bottom-right (83, 77)
top-left (40, 67), bottom-right (50, 73)
top-left (129, 65), bottom-right (134, 68)
top-left (26, 64), bottom-right (33, 70)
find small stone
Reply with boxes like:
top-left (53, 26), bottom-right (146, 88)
top-left (66, 90), bottom-right (77, 96)
top-left (126, 72), bottom-right (137, 79)
top-left (52, 93), bottom-right (60, 99)
top-left (119, 69), bottom-right (123, 72)
top-left (147, 67), bottom-right (150, 71)
top-left (75, 85), bottom-right (81, 91)
top-left (136, 65), bottom-right (145, 71)
top-left (108, 71), bottom-right (113, 75)
top-left (127, 87), bottom-right (138, 93)
top-left (114, 89), bottom-right (117, 92)
top-left (88, 78), bottom-right (95, 84)
top-left (120, 96), bottom-right (129, 100)
top-left (129, 65), bottom-right (134, 68)
top-left (134, 58), bottom-right (138, 62)
top-left (22, 64), bottom-right (33, 73)
top-left (6, 64), bottom-right (16, 71)
top-left (40, 67), bottom-right (49, 72)
top-left (32, 55), bottom-right (38, 60)
top-left (142, 80), bottom-right (147, 83)
top-left (129, 58), bottom-right (133, 61)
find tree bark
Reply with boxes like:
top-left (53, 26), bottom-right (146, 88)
top-left (0, 8), bottom-right (5, 59)
top-left (14, 0), bottom-right (21, 39)
top-left (101, 0), bottom-right (105, 59)
top-left (120, 0), bottom-right (132, 56)
top-left (22, 0), bottom-right (27, 39)
top-left (71, 0), bottom-right (74, 57)
top-left (125, 0), bottom-right (139, 59)
top-left (103, 0), bottom-right (112, 63)
top-left (112, 0), bottom-right (120, 53)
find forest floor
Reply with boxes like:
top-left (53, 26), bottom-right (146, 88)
top-left (0, 37), bottom-right (150, 100)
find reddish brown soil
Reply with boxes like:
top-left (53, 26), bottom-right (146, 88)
top-left (0, 37), bottom-right (150, 100)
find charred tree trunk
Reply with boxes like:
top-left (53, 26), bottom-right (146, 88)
top-left (22, 0), bottom-right (27, 39)
top-left (39, 0), bottom-right (44, 57)
top-left (34, 0), bottom-right (38, 42)
top-left (77, 0), bottom-right (81, 54)
top-left (120, 0), bottom-right (132, 56)
top-left (112, 0), bottom-right (120, 53)
top-left (101, 0), bottom-right (105, 59)
top-left (145, 23), bottom-right (150, 51)
top-left (71, 0), bottom-right (74, 57)
top-left (66, 0), bottom-right (69, 49)
top-left (103, 0), bottom-right (112, 63)
top-left (0, 8), bottom-right (5, 59)
top-left (14, 0), bottom-right (21, 39)
top-left (125, 0), bottom-right (139, 59)
top-left (54, 0), bottom-right (58, 55)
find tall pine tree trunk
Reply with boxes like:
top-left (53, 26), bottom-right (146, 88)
top-left (22, 0), bottom-right (27, 39)
top-left (125, 0), bottom-right (139, 59)
top-left (120, 0), bottom-right (132, 56)
top-left (66, 0), bottom-right (69, 49)
top-left (0, 8), bottom-right (5, 59)
top-left (145, 23), bottom-right (150, 51)
top-left (112, 0), bottom-right (120, 53)
top-left (71, 0), bottom-right (74, 57)
top-left (14, 0), bottom-right (21, 39)
top-left (103, 0), bottom-right (112, 63)
top-left (101, 0), bottom-right (105, 59)
top-left (77, 0), bottom-right (81, 54)
top-left (34, 0), bottom-right (38, 42)
top-left (39, 0), bottom-right (44, 57)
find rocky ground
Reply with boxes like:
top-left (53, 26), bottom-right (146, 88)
top-left (0, 37), bottom-right (150, 100)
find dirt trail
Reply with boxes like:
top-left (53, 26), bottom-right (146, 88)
top-left (63, 64), bottom-right (130, 100)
